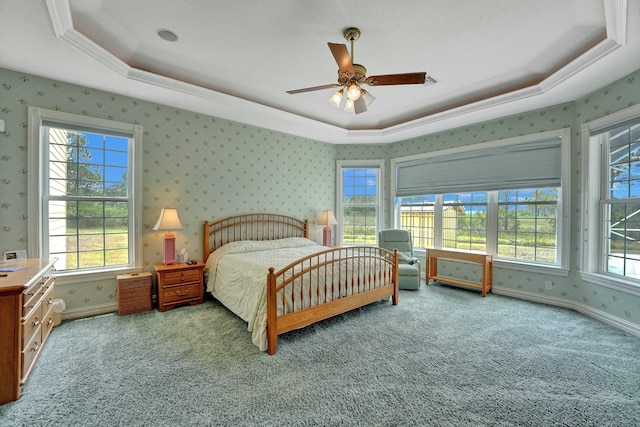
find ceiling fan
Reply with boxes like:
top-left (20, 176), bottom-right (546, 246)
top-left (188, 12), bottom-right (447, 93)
top-left (286, 27), bottom-right (429, 114)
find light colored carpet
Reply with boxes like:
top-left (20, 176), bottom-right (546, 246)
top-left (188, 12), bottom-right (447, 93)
top-left (1, 283), bottom-right (639, 426)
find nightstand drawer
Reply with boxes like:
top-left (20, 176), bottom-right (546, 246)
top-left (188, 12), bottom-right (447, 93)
top-left (163, 269), bottom-right (201, 285)
top-left (162, 283), bottom-right (202, 304)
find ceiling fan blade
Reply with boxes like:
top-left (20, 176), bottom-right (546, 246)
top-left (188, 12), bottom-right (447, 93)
top-left (354, 97), bottom-right (367, 114)
top-left (286, 84), bottom-right (341, 94)
top-left (328, 43), bottom-right (354, 75)
top-left (366, 72), bottom-right (427, 86)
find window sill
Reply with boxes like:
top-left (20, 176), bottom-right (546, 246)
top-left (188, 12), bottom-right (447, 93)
top-left (580, 271), bottom-right (640, 297)
top-left (54, 266), bottom-right (145, 286)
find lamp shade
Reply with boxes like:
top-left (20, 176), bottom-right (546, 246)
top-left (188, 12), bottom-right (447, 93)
top-left (318, 210), bottom-right (338, 226)
top-left (329, 88), bottom-right (344, 108)
top-left (152, 207), bottom-right (183, 231)
top-left (319, 210), bottom-right (337, 247)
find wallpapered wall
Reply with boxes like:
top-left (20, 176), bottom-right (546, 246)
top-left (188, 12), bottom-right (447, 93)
top-left (0, 67), bottom-right (335, 313)
top-left (1, 64), bottom-right (640, 333)
top-left (337, 69), bottom-right (640, 333)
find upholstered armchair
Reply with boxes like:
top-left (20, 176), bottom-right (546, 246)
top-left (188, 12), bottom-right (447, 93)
top-left (378, 229), bottom-right (421, 290)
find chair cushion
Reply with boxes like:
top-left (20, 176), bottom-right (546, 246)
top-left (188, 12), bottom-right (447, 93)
top-left (398, 252), bottom-right (414, 264)
top-left (398, 263), bottom-right (419, 276)
top-left (398, 275), bottom-right (420, 290)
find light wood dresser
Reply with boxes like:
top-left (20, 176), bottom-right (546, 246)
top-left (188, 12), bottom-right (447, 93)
top-left (153, 261), bottom-right (204, 312)
top-left (0, 258), bottom-right (57, 404)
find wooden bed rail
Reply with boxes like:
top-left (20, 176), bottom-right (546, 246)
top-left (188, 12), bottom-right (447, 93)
top-left (266, 247), bottom-right (399, 355)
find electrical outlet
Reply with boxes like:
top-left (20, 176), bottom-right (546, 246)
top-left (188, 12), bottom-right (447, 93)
top-left (545, 281), bottom-right (553, 289)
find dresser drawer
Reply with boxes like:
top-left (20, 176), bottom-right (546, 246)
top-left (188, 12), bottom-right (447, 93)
top-left (40, 282), bottom-right (55, 314)
top-left (41, 300), bottom-right (55, 345)
top-left (22, 302), bottom-right (43, 347)
top-left (163, 269), bottom-right (202, 285)
top-left (21, 324), bottom-right (42, 382)
top-left (162, 283), bottom-right (202, 304)
top-left (22, 307), bottom-right (42, 344)
top-left (22, 283), bottom-right (41, 318)
top-left (40, 275), bottom-right (55, 296)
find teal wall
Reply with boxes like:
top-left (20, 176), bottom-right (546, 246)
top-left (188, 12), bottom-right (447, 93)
top-left (0, 67), bottom-right (335, 313)
top-left (1, 64), bottom-right (640, 334)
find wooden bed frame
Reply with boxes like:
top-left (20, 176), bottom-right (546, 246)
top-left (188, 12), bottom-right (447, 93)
top-left (203, 213), bottom-right (399, 354)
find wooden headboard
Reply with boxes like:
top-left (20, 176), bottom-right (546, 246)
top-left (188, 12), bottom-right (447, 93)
top-left (203, 213), bottom-right (309, 261)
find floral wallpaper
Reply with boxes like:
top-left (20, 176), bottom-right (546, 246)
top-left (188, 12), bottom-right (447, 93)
top-left (2, 64), bottom-right (640, 333)
top-left (0, 67), bottom-right (335, 312)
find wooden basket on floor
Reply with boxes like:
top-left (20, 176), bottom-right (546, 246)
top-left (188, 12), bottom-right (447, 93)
top-left (116, 272), bottom-right (152, 315)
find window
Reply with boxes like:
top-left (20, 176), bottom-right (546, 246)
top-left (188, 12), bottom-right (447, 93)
top-left (28, 107), bottom-right (143, 275)
top-left (582, 105), bottom-right (640, 289)
top-left (398, 188), bottom-right (557, 264)
top-left (336, 160), bottom-right (384, 245)
top-left (443, 192), bottom-right (487, 252)
top-left (497, 188), bottom-right (558, 263)
top-left (392, 129), bottom-right (570, 271)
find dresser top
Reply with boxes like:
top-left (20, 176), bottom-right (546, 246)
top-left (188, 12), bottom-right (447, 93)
top-left (0, 258), bottom-right (57, 295)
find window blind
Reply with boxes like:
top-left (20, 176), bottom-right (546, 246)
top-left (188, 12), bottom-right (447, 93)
top-left (396, 138), bottom-right (562, 196)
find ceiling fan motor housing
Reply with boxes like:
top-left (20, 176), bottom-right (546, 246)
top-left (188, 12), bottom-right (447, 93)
top-left (338, 63), bottom-right (367, 85)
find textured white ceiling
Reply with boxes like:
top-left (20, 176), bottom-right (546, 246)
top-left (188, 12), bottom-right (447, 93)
top-left (2, 0), bottom-right (639, 143)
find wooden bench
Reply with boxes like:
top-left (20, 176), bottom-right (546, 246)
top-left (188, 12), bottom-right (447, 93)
top-left (426, 248), bottom-right (493, 297)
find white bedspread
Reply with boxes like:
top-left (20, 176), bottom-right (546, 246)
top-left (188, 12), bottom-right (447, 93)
top-left (204, 237), bottom-right (326, 351)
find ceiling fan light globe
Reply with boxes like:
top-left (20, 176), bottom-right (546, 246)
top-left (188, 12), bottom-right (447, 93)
top-left (346, 84), bottom-right (361, 101)
top-left (344, 99), bottom-right (355, 112)
top-left (328, 89), bottom-right (344, 108)
top-left (361, 89), bottom-right (375, 106)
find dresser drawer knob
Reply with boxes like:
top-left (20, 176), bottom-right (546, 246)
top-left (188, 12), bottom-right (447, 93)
top-left (180, 272), bottom-right (185, 282)
top-left (47, 297), bottom-right (54, 305)
top-left (32, 317), bottom-right (40, 327)
top-left (175, 289), bottom-right (190, 297)
top-left (47, 318), bottom-right (53, 326)
top-left (31, 341), bottom-right (39, 352)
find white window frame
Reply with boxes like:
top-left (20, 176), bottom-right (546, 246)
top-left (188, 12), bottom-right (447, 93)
top-left (27, 107), bottom-right (143, 282)
top-left (336, 159), bottom-right (384, 246)
top-left (581, 103), bottom-right (640, 296)
top-left (391, 129), bottom-right (571, 276)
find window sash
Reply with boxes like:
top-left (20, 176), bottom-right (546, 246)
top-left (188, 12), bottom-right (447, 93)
top-left (337, 160), bottom-right (384, 246)
top-left (43, 125), bottom-right (133, 272)
top-left (28, 106), bottom-right (143, 276)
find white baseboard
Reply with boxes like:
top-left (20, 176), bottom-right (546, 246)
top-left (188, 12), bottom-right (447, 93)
top-left (61, 302), bottom-right (117, 321)
top-left (494, 287), bottom-right (640, 338)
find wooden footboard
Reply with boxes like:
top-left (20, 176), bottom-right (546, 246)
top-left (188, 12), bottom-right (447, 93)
top-left (266, 246), bottom-right (399, 355)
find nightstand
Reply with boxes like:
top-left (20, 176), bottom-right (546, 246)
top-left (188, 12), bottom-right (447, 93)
top-left (153, 261), bottom-right (205, 312)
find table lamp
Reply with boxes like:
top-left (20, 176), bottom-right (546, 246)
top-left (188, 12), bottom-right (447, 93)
top-left (318, 209), bottom-right (338, 247)
top-left (153, 207), bottom-right (183, 265)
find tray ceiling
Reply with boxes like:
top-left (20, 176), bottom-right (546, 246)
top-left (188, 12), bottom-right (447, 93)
top-left (2, 0), bottom-right (639, 144)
